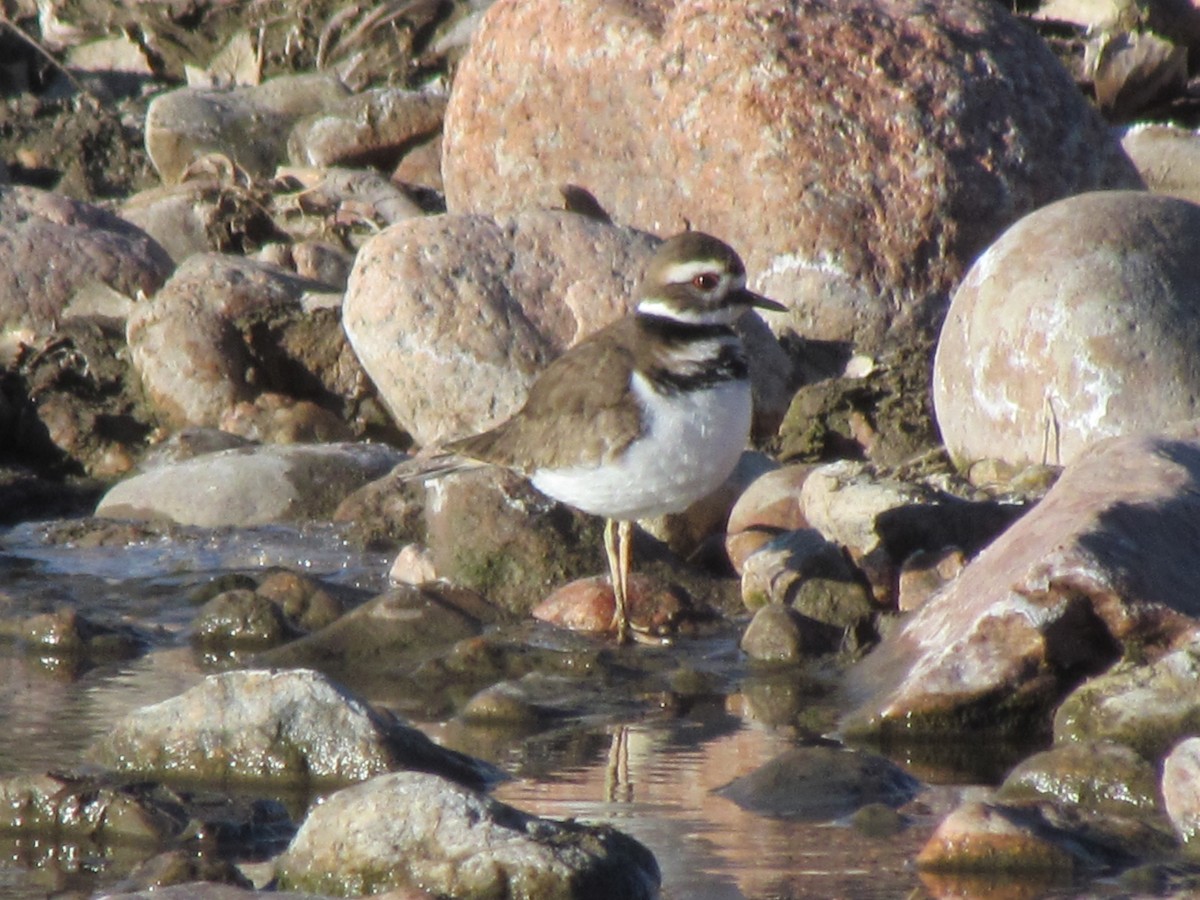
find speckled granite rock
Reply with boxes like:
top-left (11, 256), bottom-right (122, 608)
top-left (276, 770), bottom-right (660, 898)
top-left (443, 0), bottom-right (1141, 354)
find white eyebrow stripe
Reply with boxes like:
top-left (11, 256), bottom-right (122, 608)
top-left (661, 259), bottom-right (725, 284)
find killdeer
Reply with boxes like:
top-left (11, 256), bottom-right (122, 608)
top-left (444, 231), bottom-right (784, 643)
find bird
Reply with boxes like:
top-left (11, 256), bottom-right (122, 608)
top-left (443, 231), bottom-right (784, 644)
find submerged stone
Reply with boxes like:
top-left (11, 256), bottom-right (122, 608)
top-left (1055, 643), bottom-right (1200, 763)
top-left (715, 744), bottom-right (919, 821)
top-left (999, 740), bottom-right (1162, 820)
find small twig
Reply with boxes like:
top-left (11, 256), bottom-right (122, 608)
top-left (1041, 394), bottom-right (1061, 466)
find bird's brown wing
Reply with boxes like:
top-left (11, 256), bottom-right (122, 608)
top-left (447, 318), bottom-right (645, 471)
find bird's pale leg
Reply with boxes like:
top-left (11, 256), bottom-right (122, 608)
top-left (617, 519), bottom-right (634, 643)
top-left (604, 518), bottom-right (631, 644)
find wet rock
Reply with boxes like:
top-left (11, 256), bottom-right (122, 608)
top-left (388, 543), bottom-right (438, 584)
top-left (254, 569), bottom-right (342, 633)
top-left (0, 185), bottom-right (172, 359)
top-left (851, 802), bottom-right (906, 838)
top-left (919, 789), bottom-right (1173, 880)
top-left (732, 672), bottom-right (836, 732)
top-left (725, 463), bottom-right (815, 574)
top-left (0, 772), bottom-right (188, 843)
top-left (188, 573), bottom-right (260, 607)
top-left (89, 668), bottom-right (501, 789)
top-left (287, 84), bottom-right (447, 170)
top-left (11, 607), bottom-right (144, 663)
top-left (275, 770), bottom-right (660, 898)
top-left (1114, 862), bottom-right (1200, 897)
top-left (934, 191), bottom-right (1200, 469)
top-left (343, 209), bottom-right (789, 446)
top-left (740, 603), bottom-right (832, 663)
top-left (191, 588), bottom-right (292, 650)
top-left (423, 467), bottom-right (604, 618)
top-left (915, 801), bottom-right (1088, 873)
top-left (263, 584), bottom-right (491, 683)
top-left (107, 850), bottom-right (254, 893)
top-left (998, 741), bottom-right (1163, 820)
top-left (104, 886), bottom-right (364, 900)
top-left (715, 745), bottom-right (919, 821)
top-left (532, 573), bottom-right (703, 638)
top-left (125, 252), bottom-right (333, 430)
top-left (458, 682), bottom-right (559, 727)
top-left (1054, 642), bottom-right (1200, 762)
top-left (1121, 123), bottom-right (1200, 204)
top-left (405, 632), bottom-right (611, 723)
top-left (843, 424), bottom-right (1200, 741)
top-left (96, 442), bottom-right (404, 527)
top-left (443, 0), bottom-right (1139, 357)
top-left (1163, 737), bottom-right (1200, 844)
top-left (145, 74), bottom-right (351, 183)
top-left (333, 463), bottom-right (427, 550)
top-left (739, 528), bottom-right (868, 616)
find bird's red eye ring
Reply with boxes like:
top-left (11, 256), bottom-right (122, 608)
top-left (692, 273), bottom-right (720, 291)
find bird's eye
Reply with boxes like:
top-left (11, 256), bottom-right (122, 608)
top-left (692, 273), bottom-right (720, 291)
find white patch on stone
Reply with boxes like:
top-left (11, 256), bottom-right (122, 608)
top-left (893, 590), bottom-right (1067, 705)
top-left (531, 372), bottom-right (751, 520)
top-left (761, 251), bottom-right (848, 281)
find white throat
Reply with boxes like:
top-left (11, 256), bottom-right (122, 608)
top-left (635, 297), bottom-right (741, 326)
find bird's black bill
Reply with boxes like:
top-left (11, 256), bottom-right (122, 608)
top-left (737, 289), bottom-right (786, 312)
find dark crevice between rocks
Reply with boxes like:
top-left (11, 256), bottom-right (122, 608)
top-left (1041, 593), bottom-right (1124, 690)
top-left (1, 317), bottom-right (154, 519)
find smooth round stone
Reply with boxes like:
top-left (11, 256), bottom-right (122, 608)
top-left (935, 191), bottom-right (1200, 468)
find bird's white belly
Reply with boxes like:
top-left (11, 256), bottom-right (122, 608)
top-left (531, 374), bottom-right (752, 520)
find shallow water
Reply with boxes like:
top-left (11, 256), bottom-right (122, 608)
top-left (0, 520), bottom-right (1133, 899)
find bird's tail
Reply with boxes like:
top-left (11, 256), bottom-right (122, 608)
top-left (389, 449), bottom-right (488, 484)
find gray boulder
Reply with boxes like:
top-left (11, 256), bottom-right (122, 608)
top-left (275, 770), bottom-right (660, 898)
top-left (96, 442), bottom-right (404, 526)
top-left (89, 668), bottom-right (500, 789)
